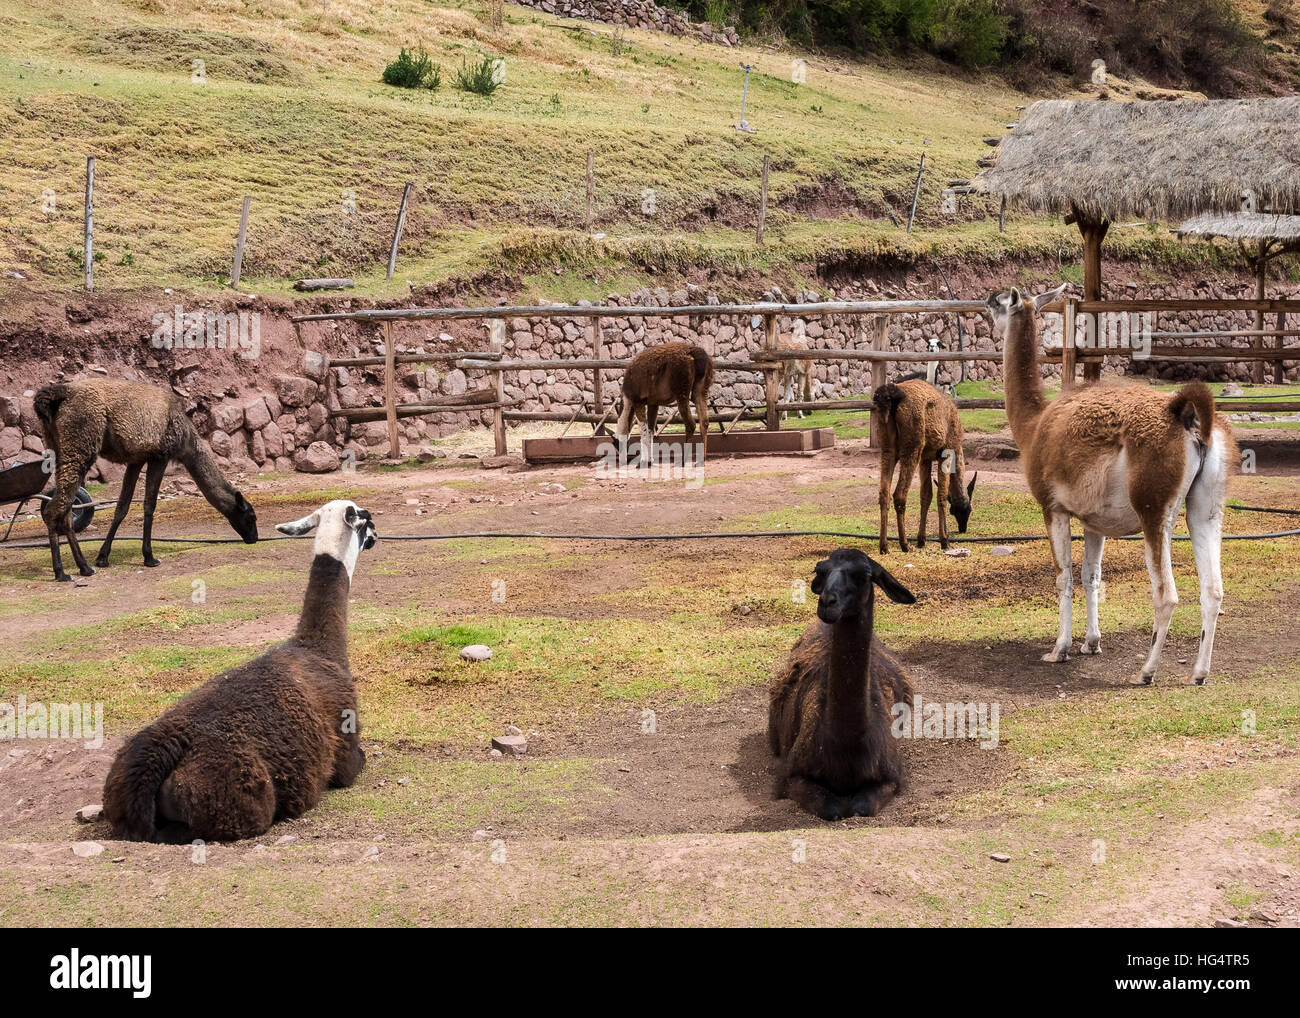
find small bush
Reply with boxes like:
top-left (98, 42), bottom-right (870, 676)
top-left (382, 45), bottom-right (441, 90)
top-left (455, 55), bottom-right (501, 96)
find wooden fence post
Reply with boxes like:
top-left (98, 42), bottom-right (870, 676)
top-left (387, 182), bottom-right (414, 282)
top-left (490, 318), bottom-right (507, 456)
top-left (1276, 310), bottom-right (1288, 385)
top-left (998, 194), bottom-right (1006, 233)
top-left (763, 312), bottom-right (779, 430)
top-left (868, 315), bottom-right (887, 447)
top-left (584, 150), bottom-right (594, 232)
top-left (1062, 298), bottom-right (1077, 392)
top-left (384, 320), bottom-right (399, 458)
top-left (230, 195), bottom-right (251, 290)
top-left (589, 317), bottom-right (604, 430)
top-left (756, 154), bottom-right (770, 245)
top-left (83, 156), bottom-right (95, 293)
top-left (906, 154), bottom-right (925, 234)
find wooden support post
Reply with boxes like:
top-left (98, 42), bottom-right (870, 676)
top-left (490, 318), bottom-right (507, 456)
top-left (756, 154), bottom-right (770, 245)
top-left (868, 315), bottom-right (888, 447)
top-left (1277, 310), bottom-right (1288, 385)
top-left (584, 150), bottom-right (594, 232)
top-left (1077, 214), bottom-right (1109, 383)
top-left (83, 156), bottom-right (94, 293)
top-left (387, 182), bottom-right (414, 282)
top-left (588, 317), bottom-right (605, 431)
top-left (1062, 298), bottom-right (1078, 392)
top-left (384, 321), bottom-right (399, 458)
top-left (998, 194), bottom-right (1006, 234)
top-left (1253, 243), bottom-right (1267, 385)
top-left (763, 313), bottom-right (779, 431)
top-left (230, 195), bottom-right (251, 290)
top-left (906, 153), bottom-right (925, 234)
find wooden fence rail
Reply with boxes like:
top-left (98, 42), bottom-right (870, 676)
top-left (292, 297), bottom-right (1297, 459)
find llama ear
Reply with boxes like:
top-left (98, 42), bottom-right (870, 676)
top-left (967, 472), bottom-right (977, 500)
top-left (810, 560), bottom-right (828, 595)
top-left (1033, 284), bottom-right (1067, 313)
top-left (1009, 287), bottom-right (1022, 306)
top-left (275, 509), bottom-right (322, 536)
top-left (870, 561), bottom-right (916, 605)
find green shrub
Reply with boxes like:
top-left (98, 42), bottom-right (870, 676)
top-left (454, 55), bottom-right (502, 96)
top-left (381, 45), bottom-right (441, 90)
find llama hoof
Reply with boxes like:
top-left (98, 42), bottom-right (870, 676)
top-left (94, 557), bottom-right (110, 568)
top-left (78, 565), bottom-right (96, 577)
top-left (54, 572), bottom-right (71, 583)
top-left (1129, 673), bottom-right (1155, 686)
top-left (877, 544), bottom-right (889, 556)
top-left (143, 557), bottom-right (161, 568)
top-left (1041, 648), bottom-right (1069, 663)
top-left (1185, 674), bottom-right (1208, 686)
top-left (1079, 639), bottom-right (1102, 655)
top-left (897, 542), bottom-right (911, 553)
top-left (915, 537), bottom-right (926, 549)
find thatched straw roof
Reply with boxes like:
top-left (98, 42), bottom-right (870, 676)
top-left (1175, 212), bottom-right (1300, 244)
top-left (975, 98), bottom-right (1300, 222)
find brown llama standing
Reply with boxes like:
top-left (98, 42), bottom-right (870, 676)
top-left (776, 327), bottom-right (814, 419)
top-left (872, 378), bottom-right (976, 553)
top-left (614, 342), bottom-right (714, 464)
top-left (988, 286), bottom-right (1236, 685)
top-left (34, 379), bottom-right (257, 581)
top-left (769, 548), bottom-right (917, 820)
top-left (103, 500), bottom-right (376, 842)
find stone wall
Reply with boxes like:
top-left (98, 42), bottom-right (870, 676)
top-left (511, 0), bottom-right (740, 46)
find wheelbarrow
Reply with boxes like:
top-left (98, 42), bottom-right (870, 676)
top-left (0, 459), bottom-right (95, 543)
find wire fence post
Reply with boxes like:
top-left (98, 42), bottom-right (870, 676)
top-left (230, 195), bottom-right (251, 290)
top-left (868, 315), bottom-right (888, 447)
top-left (83, 156), bottom-right (95, 293)
top-left (584, 150), bottom-right (594, 232)
top-left (756, 154), bottom-right (770, 245)
top-left (906, 153), bottom-right (925, 234)
top-left (387, 182), bottom-right (414, 282)
top-left (490, 318), bottom-right (507, 456)
top-left (384, 321), bottom-right (399, 457)
top-left (763, 312), bottom-right (779, 431)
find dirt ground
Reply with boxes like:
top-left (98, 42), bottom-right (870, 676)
top-left (1, 434), bottom-right (1298, 927)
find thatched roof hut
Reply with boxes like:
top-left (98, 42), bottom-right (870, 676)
top-left (975, 98), bottom-right (1300, 222)
top-left (1175, 212), bottom-right (1300, 248)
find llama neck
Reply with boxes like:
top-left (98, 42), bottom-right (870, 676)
top-left (824, 608), bottom-right (875, 737)
top-left (1002, 313), bottom-right (1047, 448)
top-left (295, 554), bottom-right (352, 664)
top-left (182, 438), bottom-right (238, 516)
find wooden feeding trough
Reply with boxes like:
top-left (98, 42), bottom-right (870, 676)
top-left (522, 426), bottom-right (836, 465)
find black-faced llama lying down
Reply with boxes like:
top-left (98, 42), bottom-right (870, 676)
top-left (768, 548), bottom-right (917, 820)
top-left (103, 500), bottom-right (377, 842)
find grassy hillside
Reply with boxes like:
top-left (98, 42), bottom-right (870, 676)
top-left (0, 0), bottom-right (1275, 301)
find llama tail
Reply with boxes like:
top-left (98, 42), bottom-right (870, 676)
top-left (1168, 381), bottom-right (1215, 444)
top-left (33, 383), bottom-right (71, 441)
top-left (689, 345), bottom-right (713, 387)
top-left (872, 382), bottom-right (905, 425)
top-left (107, 725), bottom-right (188, 842)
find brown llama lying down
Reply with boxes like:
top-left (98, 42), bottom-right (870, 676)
top-left (872, 377), bottom-right (976, 553)
top-left (989, 286), bottom-right (1237, 685)
top-left (34, 378), bottom-right (257, 581)
top-left (102, 500), bottom-right (377, 842)
top-left (614, 341), bottom-right (714, 464)
top-left (769, 547), bottom-right (917, 820)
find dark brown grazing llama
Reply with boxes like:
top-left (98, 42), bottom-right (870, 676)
top-left (989, 285), bottom-right (1236, 684)
top-left (34, 379), bottom-right (257, 581)
top-left (614, 342), bottom-right (714, 464)
top-left (102, 500), bottom-right (376, 842)
top-left (872, 377), bottom-right (976, 553)
top-left (768, 547), bottom-right (917, 820)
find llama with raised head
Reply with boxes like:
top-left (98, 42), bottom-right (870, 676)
top-left (769, 547), bottom-right (917, 820)
top-left (872, 377), bottom-right (976, 553)
top-left (34, 379), bottom-right (257, 581)
top-left (615, 341), bottom-right (714, 464)
top-left (988, 285), bottom-right (1235, 685)
top-left (102, 500), bottom-right (377, 841)
top-left (777, 325), bottom-right (814, 419)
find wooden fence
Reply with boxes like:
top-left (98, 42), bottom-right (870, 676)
top-left (292, 297), bottom-right (1300, 459)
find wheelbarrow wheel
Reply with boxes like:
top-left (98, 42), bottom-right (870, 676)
top-left (72, 487), bottom-right (95, 533)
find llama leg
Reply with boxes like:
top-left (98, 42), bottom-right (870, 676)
top-left (43, 458), bottom-right (96, 580)
top-left (877, 455), bottom-right (894, 555)
top-left (95, 462), bottom-right (142, 568)
top-left (916, 461), bottom-right (933, 549)
top-left (1186, 465), bottom-right (1225, 685)
top-left (615, 399), bottom-right (635, 465)
top-left (140, 458), bottom-right (167, 567)
top-left (935, 460), bottom-right (952, 549)
top-left (784, 775), bottom-right (851, 822)
top-left (1135, 522), bottom-right (1178, 685)
top-left (694, 390), bottom-right (709, 460)
top-left (1043, 510), bottom-right (1074, 663)
top-left (892, 450), bottom-right (921, 553)
top-left (1080, 529), bottom-right (1106, 655)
